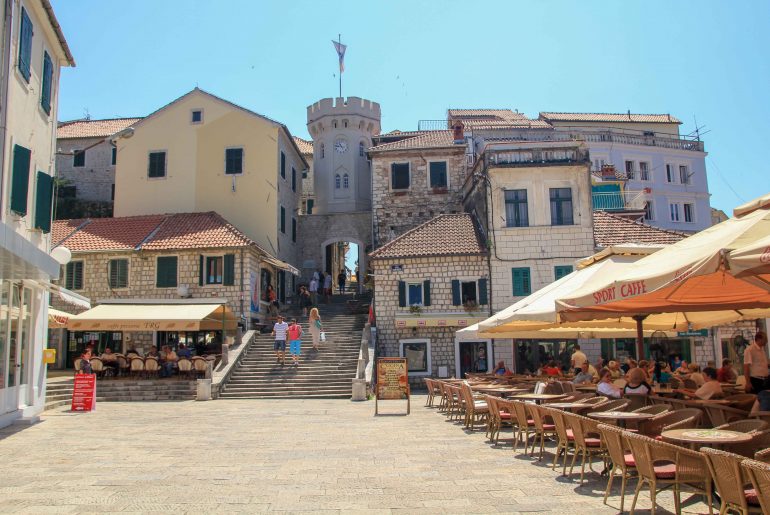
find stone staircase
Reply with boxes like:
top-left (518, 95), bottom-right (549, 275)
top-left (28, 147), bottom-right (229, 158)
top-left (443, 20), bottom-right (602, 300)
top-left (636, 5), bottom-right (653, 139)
top-left (220, 293), bottom-right (367, 399)
top-left (44, 378), bottom-right (197, 410)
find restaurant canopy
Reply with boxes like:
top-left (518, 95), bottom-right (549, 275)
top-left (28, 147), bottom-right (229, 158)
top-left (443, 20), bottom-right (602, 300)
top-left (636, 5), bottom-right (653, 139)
top-left (67, 302), bottom-right (237, 332)
top-left (460, 322), bottom-right (676, 340)
top-left (48, 307), bottom-right (73, 328)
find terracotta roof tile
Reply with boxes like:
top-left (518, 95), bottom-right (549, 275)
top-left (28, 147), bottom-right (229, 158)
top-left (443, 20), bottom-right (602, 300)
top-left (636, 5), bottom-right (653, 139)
top-left (593, 211), bottom-right (687, 248)
top-left (142, 212), bottom-right (253, 250)
top-left (57, 118), bottom-right (142, 139)
top-left (51, 218), bottom-right (88, 248)
top-left (370, 214), bottom-right (486, 259)
top-left (540, 112), bottom-right (681, 124)
top-left (293, 136), bottom-right (313, 155)
top-left (369, 131), bottom-right (461, 152)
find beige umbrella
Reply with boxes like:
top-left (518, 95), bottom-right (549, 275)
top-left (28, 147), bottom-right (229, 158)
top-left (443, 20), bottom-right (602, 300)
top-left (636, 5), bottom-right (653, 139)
top-left (726, 232), bottom-right (770, 289)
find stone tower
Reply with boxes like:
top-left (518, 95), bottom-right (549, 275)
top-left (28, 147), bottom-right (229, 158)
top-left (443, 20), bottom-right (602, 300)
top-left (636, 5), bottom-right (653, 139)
top-left (307, 97), bottom-right (381, 213)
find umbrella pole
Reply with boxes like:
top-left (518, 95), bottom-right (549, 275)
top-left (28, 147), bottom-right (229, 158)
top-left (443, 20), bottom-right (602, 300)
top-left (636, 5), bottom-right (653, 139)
top-left (633, 315), bottom-right (647, 360)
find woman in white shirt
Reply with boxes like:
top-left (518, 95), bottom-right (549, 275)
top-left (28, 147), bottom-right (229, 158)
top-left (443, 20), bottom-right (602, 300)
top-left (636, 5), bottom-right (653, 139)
top-left (597, 369), bottom-right (623, 398)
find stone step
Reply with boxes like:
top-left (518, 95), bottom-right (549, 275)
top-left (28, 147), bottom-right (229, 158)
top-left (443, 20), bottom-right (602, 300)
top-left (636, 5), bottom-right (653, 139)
top-left (219, 392), bottom-right (350, 399)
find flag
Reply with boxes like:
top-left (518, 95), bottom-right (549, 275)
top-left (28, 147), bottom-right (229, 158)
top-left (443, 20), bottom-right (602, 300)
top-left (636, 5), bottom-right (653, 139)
top-left (332, 40), bottom-right (347, 73)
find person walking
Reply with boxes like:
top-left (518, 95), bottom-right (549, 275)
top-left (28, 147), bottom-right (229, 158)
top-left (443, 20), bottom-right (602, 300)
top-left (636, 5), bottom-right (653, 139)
top-left (309, 307), bottom-right (323, 351)
top-left (745, 331), bottom-right (769, 393)
top-left (337, 270), bottom-right (347, 294)
top-left (309, 275), bottom-right (319, 306)
top-left (323, 272), bottom-right (333, 303)
top-left (299, 286), bottom-right (312, 317)
top-left (287, 318), bottom-right (303, 367)
top-left (271, 315), bottom-right (288, 366)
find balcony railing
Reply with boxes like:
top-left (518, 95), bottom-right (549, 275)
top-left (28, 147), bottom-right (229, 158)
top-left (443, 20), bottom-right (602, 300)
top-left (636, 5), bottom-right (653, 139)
top-left (487, 148), bottom-right (590, 167)
top-left (592, 189), bottom-right (650, 211)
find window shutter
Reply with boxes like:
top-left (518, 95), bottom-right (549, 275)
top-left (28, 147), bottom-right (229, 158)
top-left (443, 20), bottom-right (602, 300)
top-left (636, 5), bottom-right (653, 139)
top-left (198, 255), bottom-right (204, 286)
top-left (398, 281), bottom-right (406, 307)
top-left (11, 145), bottom-right (31, 216)
top-left (223, 254), bottom-right (235, 286)
top-left (157, 257), bottom-right (177, 288)
top-left (18, 8), bottom-right (32, 82)
top-left (423, 280), bottom-right (431, 306)
top-left (34, 171), bottom-right (53, 232)
top-left (41, 52), bottom-right (53, 115)
top-left (451, 280), bottom-right (461, 306)
top-left (478, 278), bottom-right (488, 305)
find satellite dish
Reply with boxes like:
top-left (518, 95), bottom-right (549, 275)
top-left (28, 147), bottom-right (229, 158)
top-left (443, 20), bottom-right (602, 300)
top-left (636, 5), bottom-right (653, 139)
top-left (51, 246), bottom-right (72, 265)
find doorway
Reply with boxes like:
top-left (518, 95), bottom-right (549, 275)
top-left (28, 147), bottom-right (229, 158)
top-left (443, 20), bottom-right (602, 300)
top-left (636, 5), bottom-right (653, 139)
top-left (322, 240), bottom-right (360, 294)
top-left (1, 282), bottom-right (33, 414)
top-left (458, 341), bottom-right (489, 378)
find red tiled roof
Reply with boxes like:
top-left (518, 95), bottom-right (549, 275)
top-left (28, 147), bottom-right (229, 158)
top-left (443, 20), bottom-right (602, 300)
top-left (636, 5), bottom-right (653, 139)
top-left (293, 136), bottom-right (313, 155)
top-left (593, 211), bottom-right (687, 248)
top-left (52, 212), bottom-right (255, 252)
top-left (57, 118), bottom-right (142, 139)
top-left (369, 131), bottom-right (462, 152)
top-left (370, 214), bottom-right (486, 259)
top-left (540, 112), bottom-right (681, 124)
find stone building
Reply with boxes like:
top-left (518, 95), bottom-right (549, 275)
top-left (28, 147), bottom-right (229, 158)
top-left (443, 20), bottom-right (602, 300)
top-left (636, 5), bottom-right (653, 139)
top-left (368, 130), bottom-right (467, 247)
top-left (294, 136), bottom-right (314, 214)
top-left (55, 117), bottom-right (140, 213)
top-left (50, 211), bottom-right (296, 367)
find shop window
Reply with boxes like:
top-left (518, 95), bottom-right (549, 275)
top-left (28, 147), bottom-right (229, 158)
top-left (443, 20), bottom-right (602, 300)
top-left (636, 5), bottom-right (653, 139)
top-left (65, 261), bottom-right (84, 290)
top-left (109, 259), bottom-right (129, 288)
top-left (391, 163), bottom-right (410, 190)
top-left (400, 339), bottom-right (430, 374)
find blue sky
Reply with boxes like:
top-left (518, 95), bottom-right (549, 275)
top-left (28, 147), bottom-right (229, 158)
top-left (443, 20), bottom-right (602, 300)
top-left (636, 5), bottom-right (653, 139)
top-left (51, 0), bottom-right (770, 214)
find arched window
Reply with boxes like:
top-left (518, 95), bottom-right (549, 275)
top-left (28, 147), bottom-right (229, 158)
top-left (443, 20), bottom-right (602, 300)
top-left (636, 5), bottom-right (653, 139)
top-left (359, 141), bottom-right (365, 157)
top-left (333, 121), bottom-right (337, 129)
top-left (335, 174), bottom-right (341, 189)
top-left (320, 143), bottom-right (325, 159)
top-left (343, 174), bottom-right (349, 188)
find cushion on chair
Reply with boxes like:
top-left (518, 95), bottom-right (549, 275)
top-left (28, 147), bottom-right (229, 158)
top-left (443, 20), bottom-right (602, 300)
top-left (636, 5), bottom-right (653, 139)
top-left (624, 452), bottom-right (636, 467)
top-left (499, 412), bottom-right (511, 419)
top-left (527, 419), bottom-right (535, 425)
top-left (745, 489), bottom-right (760, 506)
top-left (653, 463), bottom-right (677, 479)
top-left (584, 437), bottom-right (602, 447)
top-left (566, 429), bottom-right (574, 440)
top-left (542, 424), bottom-right (556, 430)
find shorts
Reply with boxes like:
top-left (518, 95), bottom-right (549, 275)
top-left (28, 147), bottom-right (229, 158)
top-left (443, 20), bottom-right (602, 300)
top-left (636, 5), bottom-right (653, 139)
top-left (289, 340), bottom-right (301, 356)
top-left (274, 340), bottom-right (286, 351)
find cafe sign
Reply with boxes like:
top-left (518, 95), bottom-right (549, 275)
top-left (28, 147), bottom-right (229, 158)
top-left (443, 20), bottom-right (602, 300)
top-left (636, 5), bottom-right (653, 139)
top-left (375, 357), bottom-right (410, 415)
top-left (677, 329), bottom-right (709, 337)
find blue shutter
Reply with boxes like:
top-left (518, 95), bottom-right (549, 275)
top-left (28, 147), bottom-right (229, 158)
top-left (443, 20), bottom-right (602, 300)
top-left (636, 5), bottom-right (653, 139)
top-left (18, 8), bottom-right (32, 82)
top-left (423, 280), bottom-right (431, 306)
top-left (10, 145), bottom-right (31, 215)
top-left (478, 278), bottom-right (488, 305)
top-left (41, 52), bottom-right (53, 115)
top-left (34, 171), bottom-right (53, 232)
top-left (223, 254), bottom-right (235, 286)
top-left (451, 280), bottom-right (461, 306)
top-left (398, 281), bottom-right (406, 307)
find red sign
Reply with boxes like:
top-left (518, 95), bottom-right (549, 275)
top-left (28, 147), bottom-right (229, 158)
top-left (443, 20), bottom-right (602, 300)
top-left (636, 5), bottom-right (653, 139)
top-left (71, 373), bottom-right (96, 412)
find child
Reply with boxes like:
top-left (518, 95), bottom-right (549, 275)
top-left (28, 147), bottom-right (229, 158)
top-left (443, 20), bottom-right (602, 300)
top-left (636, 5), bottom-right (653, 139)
top-left (287, 318), bottom-right (304, 367)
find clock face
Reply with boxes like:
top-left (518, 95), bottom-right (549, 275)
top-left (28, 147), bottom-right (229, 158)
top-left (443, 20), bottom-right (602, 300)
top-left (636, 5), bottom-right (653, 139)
top-left (335, 139), bottom-right (348, 154)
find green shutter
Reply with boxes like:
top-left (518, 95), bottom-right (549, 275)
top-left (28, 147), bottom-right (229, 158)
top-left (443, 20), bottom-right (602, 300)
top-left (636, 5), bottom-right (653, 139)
top-left (10, 145), bottom-right (31, 215)
top-left (198, 255), bottom-right (204, 286)
top-left (512, 268), bottom-right (531, 296)
top-left (34, 171), bottom-right (53, 232)
top-left (18, 8), bottom-right (32, 82)
top-left (41, 52), bottom-right (53, 115)
top-left (451, 280), bottom-right (461, 306)
top-left (423, 280), bottom-right (431, 306)
top-left (280, 152), bottom-right (286, 178)
top-left (478, 278), bottom-right (488, 305)
top-left (398, 281), bottom-right (406, 307)
top-left (223, 254), bottom-right (235, 286)
top-left (157, 256), bottom-right (178, 288)
top-left (555, 265), bottom-right (573, 281)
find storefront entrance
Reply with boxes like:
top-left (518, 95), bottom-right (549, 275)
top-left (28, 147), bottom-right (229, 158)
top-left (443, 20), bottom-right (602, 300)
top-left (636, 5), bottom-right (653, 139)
top-left (66, 331), bottom-right (123, 369)
top-left (0, 282), bottom-right (33, 414)
top-left (600, 338), bottom-right (692, 365)
top-left (514, 340), bottom-right (576, 375)
top-left (458, 341), bottom-right (490, 377)
top-left (157, 331), bottom-right (222, 356)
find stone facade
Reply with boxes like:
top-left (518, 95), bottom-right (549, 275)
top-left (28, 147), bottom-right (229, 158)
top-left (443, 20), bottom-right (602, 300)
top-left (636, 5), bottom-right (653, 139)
top-left (55, 136), bottom-right (116, 203)
top-left (371, 148), bottom-right (466, 246)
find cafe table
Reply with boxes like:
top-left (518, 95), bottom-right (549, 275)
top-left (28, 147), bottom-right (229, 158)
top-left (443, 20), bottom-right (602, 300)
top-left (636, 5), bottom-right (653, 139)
top-left (588, 410), bottom-right (656, 428)
top-left (661, 428), bottom-right (754, 449)
top-left (511, 393), bottom-right (566, 404)
top-left (473, 385), bottom-right (530, 396)
top-left (545, 401), bottom-right (597, 413)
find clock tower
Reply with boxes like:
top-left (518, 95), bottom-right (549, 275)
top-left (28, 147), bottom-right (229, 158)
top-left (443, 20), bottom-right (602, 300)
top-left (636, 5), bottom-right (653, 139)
top-left (307, 97), bottom-right (381, 214)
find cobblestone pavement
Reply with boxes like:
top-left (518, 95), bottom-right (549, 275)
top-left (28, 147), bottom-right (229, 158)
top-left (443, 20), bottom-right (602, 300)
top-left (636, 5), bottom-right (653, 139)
top-left (0, 395), bottom-right (711, 513)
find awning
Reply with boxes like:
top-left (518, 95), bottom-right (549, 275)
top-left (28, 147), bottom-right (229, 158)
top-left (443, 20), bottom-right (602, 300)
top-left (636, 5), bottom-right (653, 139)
top-left (263, 256), bottom-right (299, 276)
top-left (67, 303), bottom-right (237, 332)
top-left (48, 307), bottom-right (73, 328)
top-left (460, 322), bottom-right (677, 340)
top-left (44, 282), bottom-right (91, 309)
top-left (0, 221), bottom-right (60, 280)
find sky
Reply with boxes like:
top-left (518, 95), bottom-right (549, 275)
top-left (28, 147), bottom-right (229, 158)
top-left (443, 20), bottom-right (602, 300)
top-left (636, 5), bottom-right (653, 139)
top-left (51, 0), bottom-right (770, 214)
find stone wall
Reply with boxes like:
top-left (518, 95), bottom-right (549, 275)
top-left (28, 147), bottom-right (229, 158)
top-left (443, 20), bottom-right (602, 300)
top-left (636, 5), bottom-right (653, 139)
top-left (371, 148), bottom-right (467, 247)
top-left (56, 137), bottom-right (116, 203)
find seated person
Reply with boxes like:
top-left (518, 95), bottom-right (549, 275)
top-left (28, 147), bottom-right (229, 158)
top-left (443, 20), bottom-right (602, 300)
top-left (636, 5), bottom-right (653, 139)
top-left (674, 360), bottom-right (690, 376)
top-left (572, 362), bottom-right (594, 385)
top-left (677, 367), bottom-right (723, 400)
top-left (494, 361), bottom-right (513, 376)
top-left (597, 368), bottom-right (622, 398)
top-left (607, 360), bottom-right (622, 379)
top-left (587, 363), bottom-right (600, 380)
top-left (177, 343), bottom-right (192, 359)
top-left (688, 363), bottom-right (705, 386)
top-left (624, 367), bottom-right (652, 396)
top-left (541, 360), bottom-right (561, 377)
top-left (622, 358), bottom-right (637, 375)
top-left (717, 358), bottom-right (737, 383)
top-left (146, 346), bottom-right (159, 358)
top-left (653, 361), bottom-right (673, 384)
top-left (100, 347), bottom-right (118, 374)
top-left (159, 345), bottom-right (178, 378)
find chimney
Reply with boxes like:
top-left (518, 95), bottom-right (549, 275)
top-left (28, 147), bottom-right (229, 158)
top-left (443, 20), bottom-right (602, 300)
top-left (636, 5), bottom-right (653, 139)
top-left (451, 120), bottom-right (464, 144)
top-left (601, 164), bottom-right (616, 179)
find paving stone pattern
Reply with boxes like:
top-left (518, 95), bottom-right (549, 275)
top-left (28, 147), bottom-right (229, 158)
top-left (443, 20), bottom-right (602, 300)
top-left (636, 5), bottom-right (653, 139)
top-left (0, 396), bottom-right (706, 513)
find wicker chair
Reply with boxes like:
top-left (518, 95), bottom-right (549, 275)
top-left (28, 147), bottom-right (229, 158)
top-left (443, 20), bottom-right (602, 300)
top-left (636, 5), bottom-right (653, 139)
top-left (177, 358), bottom-right (193, 380)
top-left (715, 419), bottom-right (769, 433)
top-left (460, 382), bottom-right (488, 429)
top-left (575, 396), bottom-right (607, 406)
top-left (436, 381), bottom-right (450, 412)
top-left (541, 406), bottom-right (575, 475)
top-left (129, 357), bottom-right (144, 378)
top-left (683, 378), bottom-right (698, 390)
top-left (116, 355), bottom-right (130, 377)
top-left (731, 429), bottom-right (770, 459)
top-left (429, 379), bottom-right (443, 407)
top-left (563, 412), bottom-right (607, 484)
top-left (89, 357), bottom-right (104, 379)
top-left (544, 381), bottom-right (564, 395)
top-left (633, 404), bottom-right (670, 415)
top-left (638, 408), bottom-right (701, 437)
top-left (526, 403), bottom-right (556, 460)
top-left (560, 381), bottom-right (576, 393)
top-left (73, 357), bottom-right (82, 373)
top-left (755, 447), bottom-right (770, 463)
top-left (725, 393), bottom-right (758, 412)
top-left (624, 393), bottom-right (648, 411)
top-left (590, 398), bottom-right (631, 413)
top-left (509, 400), bottom-right (534, 452)
top-left (743, 458), bottom-right (770, 515)
top-left (702, 447), bottom-right (763, 515)
top-left (144, 357), bottom-right (160, 379)
top-left (597, 423), bottom-right (636, 512)
top-left (703, 404), bottom-right (750, 428)
top-left (559, 392), bottom-right (595, 402)
top-left (626, 431), bottom-right (714, 515)
top-left (485, 395), bottom-right (512, 445)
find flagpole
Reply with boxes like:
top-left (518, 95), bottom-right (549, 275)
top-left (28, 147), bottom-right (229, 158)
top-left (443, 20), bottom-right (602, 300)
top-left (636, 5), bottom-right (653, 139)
top-left (338, 34), bottom-right (342, 98)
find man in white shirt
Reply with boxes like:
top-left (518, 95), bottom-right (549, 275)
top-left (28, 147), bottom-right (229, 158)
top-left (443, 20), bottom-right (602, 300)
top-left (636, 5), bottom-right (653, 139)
top-left (309, 277), bottom-right (319, 306)
top-left (271, 315), bottom-right (289, 366)
top-left (679, 367), bottom-right (723, 400)
top-left (570, 345), bottom-right (587, 374)
top-left (744, 331), bottom-right (769, 393)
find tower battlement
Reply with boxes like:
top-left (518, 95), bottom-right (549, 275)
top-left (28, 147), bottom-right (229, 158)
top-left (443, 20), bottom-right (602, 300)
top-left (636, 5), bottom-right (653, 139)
top-left (307, 97), bottom-right (381, 124)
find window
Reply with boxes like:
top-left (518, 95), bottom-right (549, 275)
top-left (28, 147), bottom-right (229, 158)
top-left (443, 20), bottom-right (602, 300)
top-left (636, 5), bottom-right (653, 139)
top-left (549, 188), bottom-right (573, 225)
top-left (555, 266), bottom-right (573, 281)
top-left (291, 167), bottom-right (296, 191)
top-left (65, 261), bottom-right (84, 290)
top-left (398, 280), bottom-right (431, 307)
top-left (73, 150), bottom-right (85, 167)
top-left (429, 161), bottom-right (448, 189)
top-left (643, 201), bottom-right (654, 221)
top-left (292, 218), bottom-right (297, 242)
top-left (624, 160), bottom-right (635, 180)
top-left (593, 158), bottom-right (606, 172)
top-left (400, 340), bottom-right (430, 374)
top-left (59, 185), bottom-right (76, 199)
top-left (669, 203), bottom-right (680, 222)
top-left (280, 151), bottom-right (286, 179)
top-left (320, 143), bottom-right (325, 159)
top-left (306, 199), bottom-right (314, 214)
top-left (17, 7), bottom-right (32, 82)
top-left (108, 259), bottom-right (129, 288)
top-left (679, 165), bottom-right (690, 184)
top-left (343, 173), bottom-right (349, 188)
top-left (280, 206), bottom-right (286, 233)
top-left (639, 161), bottom-right (650, 181)
top-left (225, 148), bottom-right (243, 175)
top-left (666, 164), bottom-right (676, 183)
top-left (191, 109), bottom-right (202, 123)
top-left (111, 147), bottom-right (117, 166)
top-left (34, 171), bottom-right (53, 232)
top-left (10, 144), bottom-right (31, 216)
top-left (408, 283), bottom-right (423, 306)
top-left (206, 256), bottom-right (223, 284)
top-left (504, 189), bottom-right (528, 227)
top-left (512, 267), bottom-right (531, 296)
top-left (334, 174), bottom-right (341, 189)
top-left (683, 203), bottom-right (694, 223)
top-left (156, 256), bottom-right (178, 287)
top-left (41, 52), bottom-right (53, 115)
top-left (391, 163), bottom-right (410, 190)
top-left (461, 281), bottom-right (477, 305)
top-left (148, 151), bottom-right (166, 178)
top-left (111, 184), bottom-right (114, 201)
top-left (359, 141), bottom-right (365, 157)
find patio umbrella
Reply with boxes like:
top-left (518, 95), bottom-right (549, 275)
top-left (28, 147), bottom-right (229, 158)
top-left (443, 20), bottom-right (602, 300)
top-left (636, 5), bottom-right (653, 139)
top-left (726, 232), bottom-right (770, 289)
top-left (556, 193), bottom-right (770, 358)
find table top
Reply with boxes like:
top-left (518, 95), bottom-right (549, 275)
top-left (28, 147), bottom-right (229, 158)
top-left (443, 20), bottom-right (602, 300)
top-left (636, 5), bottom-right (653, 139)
top-left (545, 402), bottom-right (594, 410)
top-left (575, 384), bottom-right (597, 391)
top-left (588, 411), bottom-right (655, 420)
top-left (512, 393), bottom-right (567, 401)
top-left (661, 428), bottom-right (754, 444)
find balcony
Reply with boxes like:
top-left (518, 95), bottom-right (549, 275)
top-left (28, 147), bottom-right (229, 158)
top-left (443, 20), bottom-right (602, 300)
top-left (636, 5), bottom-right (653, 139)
top-left (592, 188), bottom-right (650, 211)
top-left (487, 148), bottom-right (590, 167)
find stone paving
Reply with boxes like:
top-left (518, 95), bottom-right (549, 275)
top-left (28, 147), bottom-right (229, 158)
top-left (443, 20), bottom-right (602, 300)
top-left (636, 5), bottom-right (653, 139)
top-left (0, 395), bottom-right (711, 513)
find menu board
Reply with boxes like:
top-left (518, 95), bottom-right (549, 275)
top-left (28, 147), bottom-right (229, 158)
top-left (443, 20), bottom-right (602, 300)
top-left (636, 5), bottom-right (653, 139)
top-left (375, 358), bottom-right (410, 415)
top-left (71, 373), bottom-right (96, 412)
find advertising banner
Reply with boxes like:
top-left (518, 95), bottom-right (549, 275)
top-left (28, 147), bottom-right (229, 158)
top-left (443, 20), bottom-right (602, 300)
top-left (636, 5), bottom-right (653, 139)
top-left (375, 357), bottom-right (410, 415)
top-left (71, 373), bottom-right (96, 412)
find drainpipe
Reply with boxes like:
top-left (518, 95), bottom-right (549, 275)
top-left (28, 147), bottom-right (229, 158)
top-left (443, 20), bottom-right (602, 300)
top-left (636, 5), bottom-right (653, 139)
top-left (0, 0), bottom-right (13, 215)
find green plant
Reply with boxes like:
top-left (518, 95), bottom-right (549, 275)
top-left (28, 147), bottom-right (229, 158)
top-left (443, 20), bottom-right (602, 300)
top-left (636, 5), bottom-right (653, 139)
top-left (409, 304), bottom-right (422, 314)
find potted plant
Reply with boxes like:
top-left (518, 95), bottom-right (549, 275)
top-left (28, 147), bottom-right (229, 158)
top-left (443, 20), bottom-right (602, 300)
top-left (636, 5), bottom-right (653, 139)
top-left (409, 304), bottom-right (422, 315)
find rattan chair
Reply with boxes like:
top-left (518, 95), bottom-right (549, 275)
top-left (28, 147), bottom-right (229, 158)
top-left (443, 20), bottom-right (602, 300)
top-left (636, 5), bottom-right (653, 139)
top-left (144, 357), bottom-right (160, 379)
top-left (625, 393), bottom-right (648, 411)
top-left (485, 395), bottom-right (512, 444)
top-left (742, 458), bottom-right (770, 514)
top-left (725, 394), bottom-right (758, 412)
top-left (73, 357), bottom-right (82, 373)
top-left (460, 382), bottom-right (488, 429)
top-left (541, 406), bottom-right (575, 476)
top-left (702, 447), bottom-right (763, 515)
top-left (633, 404), bottom-right (670, 415)
top-left (755, 447), bottom-right (770, 463)
top-left (563, 412), bottom-right (607, 484)
top-left (192, 357), bottom-right (208, 379)
top-left (590, 398), bottom-right (631, 413)
top-left (683, 378), bottom-right (698, 390)
top-left (129, 357), bottom-right (144, 378)
top-left (715, 419), bottom-right (769, 433)
top-left (575, 396), bottom-right (607, 406)
top-left (177, 358), bottom-right (193, 380)
top-left (526, 403), bottom-right (556, 460)
top-left (560, 381), bottom-right (576, 393)
top-left (510, 400), bottom-right (534, 452)
top-left (89, 357), bottom-right (104, 379)
top-left (429, 379), bottom-right (443, 407)
top-left (436, 381), bottom-right (450, 412)
top-left (597, 423), bottom-right (636, 512)
top-left (730, 429), bottom-right (770, 459)
top-left (626, 431), bottom-right (714, 515)
top-left (559, 392), bottom-right (595, 402)
top-left (638, 408), bottom-right (701, 437)
top-left (116, 355), bottom-right (130, 377)
top-left (703, 404), bottom-right (750, 428)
